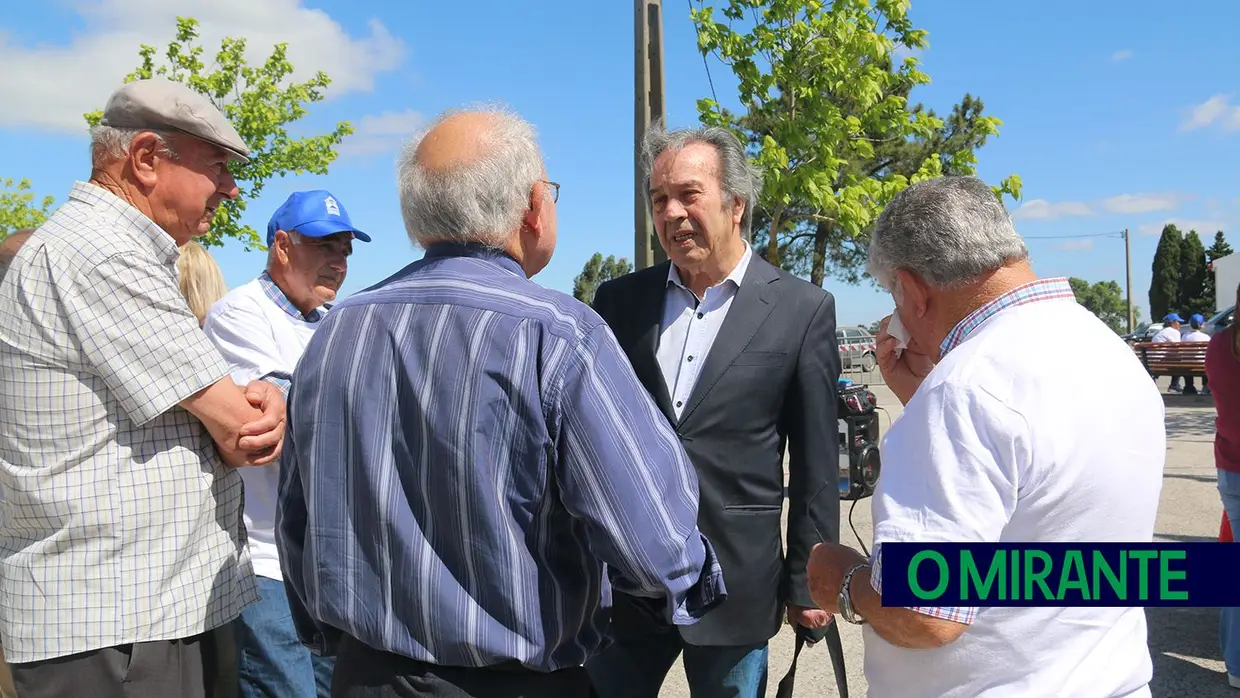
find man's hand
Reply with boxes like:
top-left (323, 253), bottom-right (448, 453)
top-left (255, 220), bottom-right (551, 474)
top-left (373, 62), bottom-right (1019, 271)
top-left (807, 542), bottom-right (869, 614)
top-left (875, 315), bottom-right (936, 406)
top-left (787, 604), bottom-right (833, 644)
top-left (236, 380), bottom-right (286, 466)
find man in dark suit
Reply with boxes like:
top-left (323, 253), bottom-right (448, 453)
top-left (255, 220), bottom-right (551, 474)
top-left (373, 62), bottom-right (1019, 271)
top-left (585, 122), bottom-right (841, 698)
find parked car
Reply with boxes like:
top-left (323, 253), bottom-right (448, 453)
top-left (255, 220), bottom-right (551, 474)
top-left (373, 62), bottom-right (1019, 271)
top-left (837, 326), bottom-right (877, 371)
top-left (1123, 323), bottom-right (1163, 344)
top-left (1206, 306), bottom-right (1235, 336)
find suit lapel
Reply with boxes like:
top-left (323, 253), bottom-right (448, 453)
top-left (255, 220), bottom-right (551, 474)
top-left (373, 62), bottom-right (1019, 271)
top-left (677, 258), bottom-right (780, 426)
top-left (627, 263), bottom-right (677, 423)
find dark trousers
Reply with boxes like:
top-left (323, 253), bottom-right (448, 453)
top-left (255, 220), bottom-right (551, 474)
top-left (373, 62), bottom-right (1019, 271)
top-left (10, 631), bottom-right (224, 698)
top-left (331, 634), bottom-right (593, 698)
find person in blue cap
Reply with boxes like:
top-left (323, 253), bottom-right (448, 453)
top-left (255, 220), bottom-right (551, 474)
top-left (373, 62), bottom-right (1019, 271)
top-left (1182, 313), bottom-right (1212, 395)
top-left (202, 189), bottom-right (371, 698)
top-left (1152, 313), bottom-right (1185, 391)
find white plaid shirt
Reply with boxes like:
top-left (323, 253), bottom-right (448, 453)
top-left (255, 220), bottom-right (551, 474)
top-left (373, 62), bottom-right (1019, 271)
top-left (0, 181), bottom-right (258, 663)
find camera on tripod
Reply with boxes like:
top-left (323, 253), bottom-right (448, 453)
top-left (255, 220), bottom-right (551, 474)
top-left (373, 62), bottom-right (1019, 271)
top-left (838, 379), bottom-right (881, 501)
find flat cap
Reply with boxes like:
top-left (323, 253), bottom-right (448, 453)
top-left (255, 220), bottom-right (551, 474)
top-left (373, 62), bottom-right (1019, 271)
top-left (100, 78), bottom-right (250, 163)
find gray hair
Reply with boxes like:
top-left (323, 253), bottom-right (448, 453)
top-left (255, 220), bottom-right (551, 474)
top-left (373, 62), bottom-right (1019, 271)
top-left (396, 106), bottom-right (544, 249)
top-left (866, 176), bottom-right (1029, 290)
top-left (641, 120), bottom-right (763, 241)
top-left (89, 125), bottom-right (179, 167)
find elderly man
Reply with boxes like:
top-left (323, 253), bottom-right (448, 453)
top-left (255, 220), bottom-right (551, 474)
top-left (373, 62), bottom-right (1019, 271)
top-left (806, 176), bottom-right (1165, 697)
top-left (0, 78), bottom-right (286, 698)
top-left (203, 189), bottom-right (370, 698)
top-left (583, 123), bottom-right (840, 697)
top-left (276, 108), bottom-right (726, 698)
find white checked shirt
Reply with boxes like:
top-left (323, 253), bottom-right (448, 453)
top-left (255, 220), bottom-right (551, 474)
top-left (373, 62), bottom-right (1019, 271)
top-left (657, 245), bottom-right (753, 419)
top-left (0, 181), bottom-right (258, 663)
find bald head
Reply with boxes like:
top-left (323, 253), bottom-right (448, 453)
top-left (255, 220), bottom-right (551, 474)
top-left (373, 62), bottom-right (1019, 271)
top-left (0, 229), bottom-right (34, 267)
top-left (414, 112), bottom-right (503, 173)
top-left (397, 107), bottom-right (546, 250)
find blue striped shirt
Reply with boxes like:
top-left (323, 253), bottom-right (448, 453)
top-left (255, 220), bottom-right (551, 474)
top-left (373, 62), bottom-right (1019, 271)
top-left (276, 242), bottom-right (726, 671)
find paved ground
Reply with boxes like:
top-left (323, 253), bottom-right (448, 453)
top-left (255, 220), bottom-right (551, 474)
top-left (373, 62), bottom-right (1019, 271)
top-left (657, 375), bottom-right (1233, 697)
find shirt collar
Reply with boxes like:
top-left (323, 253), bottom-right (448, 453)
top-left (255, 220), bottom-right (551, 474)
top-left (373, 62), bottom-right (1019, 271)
top-left (667, 242), bottom-right (753, 296)
top-left (69, 181), bottom-right (180, 267)
top-left (422, 241), bottom-right (526, 278)
top-left (259, 271), bottom-right (329, 323)
top-left (940, 277), bottom-right (1076, 356)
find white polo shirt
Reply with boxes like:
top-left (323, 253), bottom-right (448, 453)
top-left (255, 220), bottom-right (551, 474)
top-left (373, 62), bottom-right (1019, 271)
top-left (203, 274), bottom-right (324, 581)
top-left (865, 278), bottom-right (1165, 698)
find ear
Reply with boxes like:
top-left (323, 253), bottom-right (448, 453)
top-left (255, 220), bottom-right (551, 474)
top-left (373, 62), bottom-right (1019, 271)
top-left (522, 181), bottom-right (547, 238)
top-left (128, 132), bottom-right (165, 188)
top-left (730, 194), bottom-right (745, 227)
top-left (894, 268), bottom-right (931, 319)
top-left (273, 230), bottom-right (294, 265)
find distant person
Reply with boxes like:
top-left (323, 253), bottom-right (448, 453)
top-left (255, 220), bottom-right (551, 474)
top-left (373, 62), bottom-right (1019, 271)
top-left (203, 189), bottom-right (371, 698)
top-left (1207, 285), bottom-right (1240, 691)
top-left (1182, 314), bottom-right (1212, 396)
top-left (276, 108), bottom-right (726, 698)
top-left (805, 176), bottom-right (1165, 698)
top-left (177, 240), bottom-right (230, 327)
top-left (1153, 313), bottom-right (1186, 392)
top-left (0, 78), bottom-right (287, 698)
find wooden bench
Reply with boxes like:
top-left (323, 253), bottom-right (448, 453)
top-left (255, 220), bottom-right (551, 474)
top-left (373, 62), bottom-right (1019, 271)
top-left (1132, 341), bottom-right (1209, 378)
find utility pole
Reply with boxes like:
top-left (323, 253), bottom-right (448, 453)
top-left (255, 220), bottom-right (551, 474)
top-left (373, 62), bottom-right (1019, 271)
top-left (634, 0), bottom-right (667, 270)
top-left (1124, 228), bottom-right (1134, 333)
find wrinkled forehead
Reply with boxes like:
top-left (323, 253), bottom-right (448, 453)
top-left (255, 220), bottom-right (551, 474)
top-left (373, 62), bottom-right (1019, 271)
top-left (650, 143), bottom-right (722, 190)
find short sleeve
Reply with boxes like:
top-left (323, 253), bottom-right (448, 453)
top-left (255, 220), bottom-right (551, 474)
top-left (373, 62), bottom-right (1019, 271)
top-left (203, 300), bottom-right (288, 387)
top-left (869, 380), bottom-right (1029, 622)
top-left (65, 252), bottom-right (230, 426)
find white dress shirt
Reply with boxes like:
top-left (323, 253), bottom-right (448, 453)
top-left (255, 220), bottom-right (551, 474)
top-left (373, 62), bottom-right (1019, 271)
top-left (203, 277), bottom-right (322, 582)
top-left (865, 279), bottom-right (1164, 697)
top-left (657, 245), bottom-right (753, 419)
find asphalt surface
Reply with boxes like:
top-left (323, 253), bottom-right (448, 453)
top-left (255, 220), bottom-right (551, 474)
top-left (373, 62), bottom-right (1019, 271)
top-left (655, 376), bottom-right (1234, 697)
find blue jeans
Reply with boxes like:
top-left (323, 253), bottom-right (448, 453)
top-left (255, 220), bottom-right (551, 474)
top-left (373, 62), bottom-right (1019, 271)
top-left (586, 632), bottom-right (767, 698)
top-left (1219, 469), bottom-right (1240, 677)
top-left (236, 576), bottom-right (335, 698)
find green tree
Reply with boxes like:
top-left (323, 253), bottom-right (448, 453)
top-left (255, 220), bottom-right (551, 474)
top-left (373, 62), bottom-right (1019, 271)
top-left (0, 179), bottom-right (55, 240)
top-left (1178, 230), bottom-right (1211, 316)
top-left (1069, 277), bottom-right (1128, 334)
top-left (83, 17), bottom-right (353, 250)
top-left (1149, 224), bottom-right (1183, 320)
top-left (690, 0), bottom-right (1021, 287)
top-left (573, 253), bottom-right (634, 305)
top-left (1203, 230), bottom-right (1234, 312)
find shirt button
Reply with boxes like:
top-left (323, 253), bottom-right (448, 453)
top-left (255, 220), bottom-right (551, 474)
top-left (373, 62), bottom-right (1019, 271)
top-left (687, 355), bottom-right (694, 362)
top-left (697, 313), bottom-right (704, 319)
top-left (676, 401), bottom-right (683, 407)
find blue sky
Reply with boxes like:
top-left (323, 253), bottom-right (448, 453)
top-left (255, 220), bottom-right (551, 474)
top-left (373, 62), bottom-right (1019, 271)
top-left (2, 0), bottom-right (1238, 327)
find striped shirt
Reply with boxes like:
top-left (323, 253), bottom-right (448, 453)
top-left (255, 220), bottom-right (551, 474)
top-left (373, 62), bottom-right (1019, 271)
top-left (276, 242), bottom-right (726, 671)
top-left (0, 181), bottom-right (257, 663)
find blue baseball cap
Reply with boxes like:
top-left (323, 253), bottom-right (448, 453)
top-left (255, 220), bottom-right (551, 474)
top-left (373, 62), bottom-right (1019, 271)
top-left (266, 190), bottom-right (371, 247)
top-left (1191, 313), bottom-right (1206, 326)
top-left (1163, 313), bottom-right (1185, 323)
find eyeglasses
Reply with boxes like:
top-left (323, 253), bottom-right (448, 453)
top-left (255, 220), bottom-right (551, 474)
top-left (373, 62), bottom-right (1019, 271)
top-left (542, 180), bottom-right (560, 203)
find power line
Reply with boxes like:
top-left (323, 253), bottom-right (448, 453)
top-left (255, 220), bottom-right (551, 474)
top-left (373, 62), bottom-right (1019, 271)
top-left (1024, 231), bottom-right (1126, 240)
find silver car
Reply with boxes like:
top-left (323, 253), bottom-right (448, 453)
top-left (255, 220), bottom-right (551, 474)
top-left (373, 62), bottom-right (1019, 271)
top-left (837, 326), bottom-right (878, 371)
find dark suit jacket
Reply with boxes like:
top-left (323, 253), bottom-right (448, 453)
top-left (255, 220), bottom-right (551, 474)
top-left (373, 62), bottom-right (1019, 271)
top-left (591, 255), bottom-right (842, 647)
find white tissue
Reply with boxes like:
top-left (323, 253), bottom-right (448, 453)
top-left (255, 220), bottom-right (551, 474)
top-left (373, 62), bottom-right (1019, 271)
top-left (887, 311), bottom-right (909, 356)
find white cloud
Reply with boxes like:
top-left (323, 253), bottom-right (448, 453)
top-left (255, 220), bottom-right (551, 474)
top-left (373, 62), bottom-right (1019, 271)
top-left (1180, 94), bottom-right (1240, 132)
top-left (1100, 193), bottom-right (1186, 214)
top-left (1010, 199), bottom-right (1093, 220)
top-left (1055, 240), bottom-right (1095, 251)
top-left (338, 109), bottom-right (423, 158)
top-left (1111, 49), bottom-right (1134, 62)
top-left (1138, 218), bottom-right (1228, 236)
top-left (0, 0), bottom-right (405, 133)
